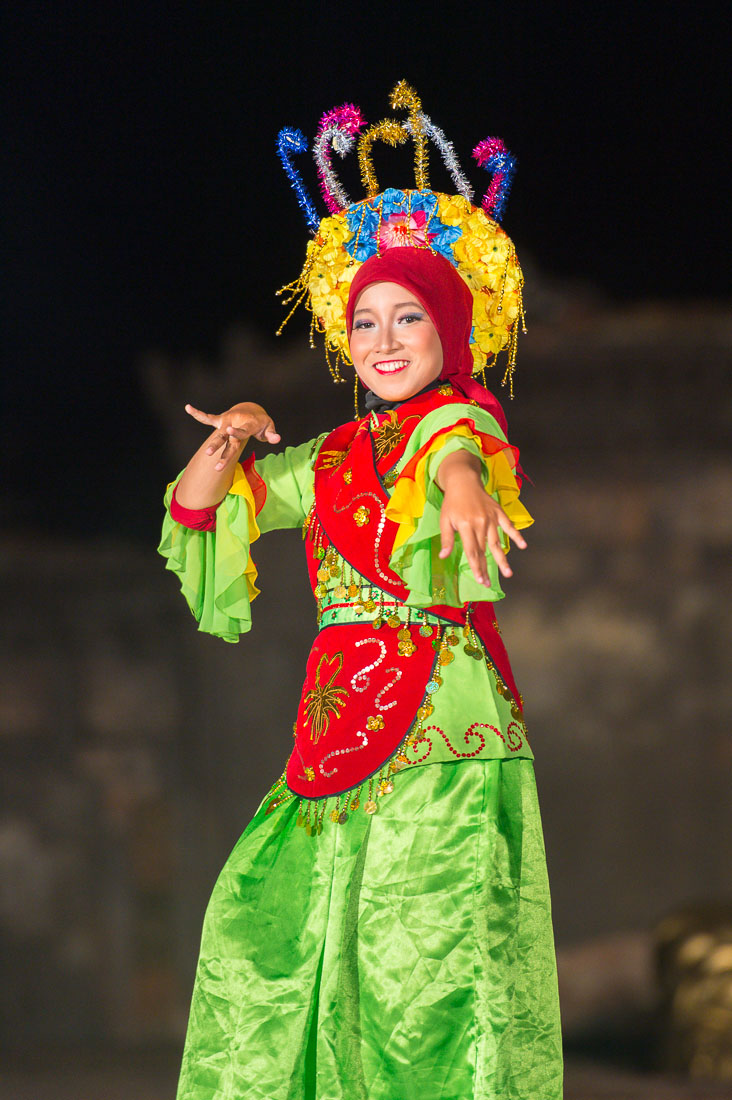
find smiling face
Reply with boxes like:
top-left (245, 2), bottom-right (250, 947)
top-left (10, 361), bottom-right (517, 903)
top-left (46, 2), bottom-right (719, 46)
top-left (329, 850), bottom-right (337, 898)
top-left (348, 280), bottom-right (444, 402)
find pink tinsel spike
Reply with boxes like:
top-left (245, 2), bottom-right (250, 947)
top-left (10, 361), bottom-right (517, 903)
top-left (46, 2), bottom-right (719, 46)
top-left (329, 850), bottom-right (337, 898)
top-left (472, 137), bottom-right (516, 223)
top-left (314, 103), bottom-right (366, 215)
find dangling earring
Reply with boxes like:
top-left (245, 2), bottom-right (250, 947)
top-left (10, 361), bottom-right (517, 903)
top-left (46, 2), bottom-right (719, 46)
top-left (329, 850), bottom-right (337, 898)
top-left (353, 372), bottom-right (360, 420)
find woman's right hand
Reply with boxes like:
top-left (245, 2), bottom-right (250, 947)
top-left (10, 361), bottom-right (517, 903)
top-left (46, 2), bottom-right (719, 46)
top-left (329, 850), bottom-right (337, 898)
top-left (185, 402), bottom-right (281, 471)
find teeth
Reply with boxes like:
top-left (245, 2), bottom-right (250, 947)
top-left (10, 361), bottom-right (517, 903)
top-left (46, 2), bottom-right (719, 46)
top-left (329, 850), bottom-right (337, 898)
top-left (375, 360), bottom-right (409, 373)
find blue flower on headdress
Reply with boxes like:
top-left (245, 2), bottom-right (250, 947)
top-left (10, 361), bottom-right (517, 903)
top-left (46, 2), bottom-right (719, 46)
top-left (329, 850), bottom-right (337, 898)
top-left (345, 189), bottom-right (461, 264)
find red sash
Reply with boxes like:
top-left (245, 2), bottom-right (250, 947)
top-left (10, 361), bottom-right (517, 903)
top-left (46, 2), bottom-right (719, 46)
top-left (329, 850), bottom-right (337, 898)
top-left (286, 388), bottom-right (524, 799)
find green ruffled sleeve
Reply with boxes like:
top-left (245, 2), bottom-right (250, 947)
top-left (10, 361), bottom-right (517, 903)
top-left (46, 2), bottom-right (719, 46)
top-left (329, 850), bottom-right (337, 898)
top-left (157, 437), bottom-right (323, 641)
top-left (384, 408), bottom-right (533, 609)
top-left (157, 464), bottom-right (261, 642)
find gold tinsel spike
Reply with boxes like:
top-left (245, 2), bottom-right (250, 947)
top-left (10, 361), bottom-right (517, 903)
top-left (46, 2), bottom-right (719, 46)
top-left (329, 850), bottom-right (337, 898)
top-left (389, 80), bottom-right (429, 191)
top-left (358, 119), bottom-right (409, 197)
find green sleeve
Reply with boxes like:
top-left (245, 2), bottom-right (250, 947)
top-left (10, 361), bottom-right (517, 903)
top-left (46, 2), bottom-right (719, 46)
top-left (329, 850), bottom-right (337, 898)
top-left (157, 435), bottom-right (324, 641)
top-left (385, 403), bottom-right (531, 609)
top-left (157, 476), bottom-right (259, 642)
top-left (392, 435), bottom-right (507, 608)
top-left (254, 435), bottom-right (323, 533)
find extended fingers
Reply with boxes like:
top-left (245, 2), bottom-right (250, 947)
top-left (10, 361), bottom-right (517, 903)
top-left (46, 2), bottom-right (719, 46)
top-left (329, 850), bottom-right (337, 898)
top-left (206, 424), bottom-right (248, 460)
top-left (438, 510), bottom-right (455, 559)
top-left (205, 429), bottom-right (229, 457)
top-left (440, 505), bottom-right (493, 584)
top-left (213, 434), bottom-right (242, 471)
top-left (486, 507), bottom-right (528, 578)
top-left (458, 520), bottom-right (492, 585)
top-left (185, 404), bottom-right (228, 457)
top-left (185, 403), bottom-right (217, 426)
top-left (496, 511), bottom-right (527, 550)
top-left (212, 427), bottom-right (249, 467)
top-left (487, 525), bottom-right (512, 578)
top-left (444, 512), bottom-right (516, 583)
top-left (439, 485), bottom-right (526, 584)
top-left (224, 417), bottom-right (280, 446)
top-left (225, 426), bottom-right (249, 443)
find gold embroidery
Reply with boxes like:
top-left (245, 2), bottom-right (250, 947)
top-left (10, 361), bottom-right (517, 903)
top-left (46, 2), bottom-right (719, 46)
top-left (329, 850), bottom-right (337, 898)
top-left (438, 384), bottom-right (453, 396)
top-left (343, 469), bottom-right (353, 483)
top-left (371, 410), bottom-right (418, 462)
top-left (318, 449), bottom-right (348, 470)
top-left (303, 652), bottom-right (349, 744)
top-left (353, 505), bottom-right (370, 526)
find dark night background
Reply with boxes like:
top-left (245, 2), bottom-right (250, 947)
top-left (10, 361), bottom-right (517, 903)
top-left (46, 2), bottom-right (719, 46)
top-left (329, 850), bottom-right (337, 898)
top-left (5, 4), bottom-right (729, 537)
top-left (3, 5), bottom-right (732, 1096)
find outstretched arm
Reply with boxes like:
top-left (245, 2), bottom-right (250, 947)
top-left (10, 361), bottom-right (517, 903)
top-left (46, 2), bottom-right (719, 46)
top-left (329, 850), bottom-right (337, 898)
top-left (436, 450), bottom-right (527, 586)
top-left (175, 402), bottom-right (281, 509)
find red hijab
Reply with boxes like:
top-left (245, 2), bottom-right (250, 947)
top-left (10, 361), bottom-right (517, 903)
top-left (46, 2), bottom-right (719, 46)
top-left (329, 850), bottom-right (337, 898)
top-left (345, 246), bottom-right (510, 438)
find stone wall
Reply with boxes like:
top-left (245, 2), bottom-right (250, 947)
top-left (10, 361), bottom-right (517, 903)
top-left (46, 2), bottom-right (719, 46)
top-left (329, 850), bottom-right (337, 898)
top-left (2, 294), bottom-right (730, 1045)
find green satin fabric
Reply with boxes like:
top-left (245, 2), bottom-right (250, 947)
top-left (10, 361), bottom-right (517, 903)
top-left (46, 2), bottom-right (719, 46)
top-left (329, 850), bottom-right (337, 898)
top-left (176, 759), bottom-right (563, 1099)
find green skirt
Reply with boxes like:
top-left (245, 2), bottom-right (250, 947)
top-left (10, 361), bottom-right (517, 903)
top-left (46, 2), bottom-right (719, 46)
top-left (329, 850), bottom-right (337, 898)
top-left (176, 759), bottom-right (563, 1100)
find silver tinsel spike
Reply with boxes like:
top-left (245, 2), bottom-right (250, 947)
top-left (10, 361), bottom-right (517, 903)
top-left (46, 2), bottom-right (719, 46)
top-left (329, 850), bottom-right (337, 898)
top-left (405, 112), bottom-right (474, 202)
top-left (314, 124), bottom-right (356, 214)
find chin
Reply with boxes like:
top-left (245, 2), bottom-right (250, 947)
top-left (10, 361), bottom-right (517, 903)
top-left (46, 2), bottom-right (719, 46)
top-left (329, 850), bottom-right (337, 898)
top-left (370, 376), bottom-right (409, 393)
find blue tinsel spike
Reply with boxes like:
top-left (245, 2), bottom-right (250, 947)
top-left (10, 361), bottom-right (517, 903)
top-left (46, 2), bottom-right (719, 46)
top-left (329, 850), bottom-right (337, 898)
top-left (277, 127), bottom-right (320, 233)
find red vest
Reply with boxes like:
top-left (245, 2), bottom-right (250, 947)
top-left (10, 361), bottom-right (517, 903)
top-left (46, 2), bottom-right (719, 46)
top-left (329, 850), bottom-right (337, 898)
top-left (286, 388), bottom-right (523, 799)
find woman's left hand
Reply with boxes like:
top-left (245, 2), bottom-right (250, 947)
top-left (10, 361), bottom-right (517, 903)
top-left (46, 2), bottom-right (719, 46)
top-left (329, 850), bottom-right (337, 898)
top-left (436, 451), bottom-right (526, 585)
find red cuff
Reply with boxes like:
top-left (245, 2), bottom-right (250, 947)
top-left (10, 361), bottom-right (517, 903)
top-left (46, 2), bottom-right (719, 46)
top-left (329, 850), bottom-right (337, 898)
top-left (241, 453), bottom-right (267, 516)
top-left (169, 456), bottom-right (265, 531)
top-left (170, 484), bottom-right (219, 531)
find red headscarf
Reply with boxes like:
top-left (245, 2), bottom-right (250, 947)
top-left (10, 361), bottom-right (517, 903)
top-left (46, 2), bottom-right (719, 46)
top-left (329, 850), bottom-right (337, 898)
top-left (345, 246), bottom-right (510, 437)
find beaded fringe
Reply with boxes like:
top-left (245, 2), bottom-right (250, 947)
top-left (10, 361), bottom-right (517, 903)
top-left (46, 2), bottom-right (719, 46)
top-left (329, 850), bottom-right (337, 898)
top-left (264, 732), bottom-right (410, 836)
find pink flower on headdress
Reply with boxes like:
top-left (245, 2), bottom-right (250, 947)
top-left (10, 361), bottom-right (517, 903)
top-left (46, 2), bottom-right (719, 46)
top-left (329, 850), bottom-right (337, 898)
top-left (377, 209), bottom-right (430, 251)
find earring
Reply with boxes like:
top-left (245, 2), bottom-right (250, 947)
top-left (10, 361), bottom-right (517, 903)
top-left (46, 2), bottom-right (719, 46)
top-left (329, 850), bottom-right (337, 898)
top-left (354, 372), bottom-right (360, 420)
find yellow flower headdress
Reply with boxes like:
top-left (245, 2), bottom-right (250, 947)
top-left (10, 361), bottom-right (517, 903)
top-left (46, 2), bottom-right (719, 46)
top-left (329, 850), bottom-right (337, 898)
top-left (276, 82), bottom-right (526, 396)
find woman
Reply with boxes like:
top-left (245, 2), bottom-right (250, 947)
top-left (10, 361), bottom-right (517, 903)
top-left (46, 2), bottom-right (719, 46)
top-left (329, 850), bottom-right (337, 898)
top-left (160, 246), bottom-right (563, 1099)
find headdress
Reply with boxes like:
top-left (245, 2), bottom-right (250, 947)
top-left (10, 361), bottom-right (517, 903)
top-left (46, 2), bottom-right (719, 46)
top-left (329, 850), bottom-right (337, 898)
top-left (276, 81), bottom-right (526, 399)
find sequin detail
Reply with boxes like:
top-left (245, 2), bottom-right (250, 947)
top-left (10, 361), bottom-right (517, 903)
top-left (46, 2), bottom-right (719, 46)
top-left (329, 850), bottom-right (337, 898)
top-left (351, 637), bottom-right (387, 692)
